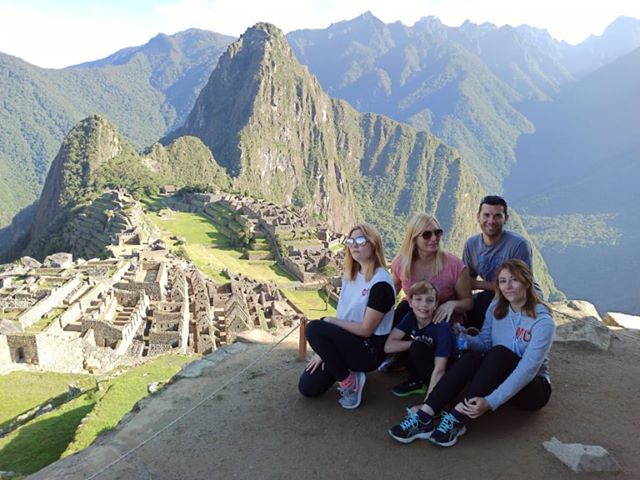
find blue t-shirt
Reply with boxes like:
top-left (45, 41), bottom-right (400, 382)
top-left (396, 311), bottom-right (456, 358)
top-left (462, 230), bottom-right (532, 282)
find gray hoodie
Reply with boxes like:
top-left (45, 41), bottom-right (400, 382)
top-left (461, 302), bottom-right (555, 410)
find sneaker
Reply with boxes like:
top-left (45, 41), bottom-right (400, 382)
top-left (391, 380), bottom-right (427, 397)
top-left (388, 408), bottom-right (434, 443)
top-left (377, 354), bottom-right (398, 372)
top-left (429, 411), bottom-right (467, 447)
top-left (377, 354), bottom-right (407, 373)
top-left (337, 371), bottom-right (366, 409)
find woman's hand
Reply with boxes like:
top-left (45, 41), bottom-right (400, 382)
top-left (459, 397), bottom-right (490, 418)
top-left (433, 301), bottom-right (456, 323)
top-left (305, 354), bottom-right (325, 374)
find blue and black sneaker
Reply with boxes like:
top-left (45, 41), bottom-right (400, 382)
top-left (429, 411), bottom-right (467, 447)
top-left (388, 408), bottom-right (434, 443)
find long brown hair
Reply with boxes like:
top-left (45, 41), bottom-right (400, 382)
top-left (493, 259), bottom-right (547, 319)
top-left (343, 223), bottom-right (387, 282)
top-left (393, 213), bottom-right (445, 281)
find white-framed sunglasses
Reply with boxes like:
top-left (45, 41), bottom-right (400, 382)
top-left (345, 235), bottom-right (369, 247)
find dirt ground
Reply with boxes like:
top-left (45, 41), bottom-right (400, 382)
top-left (29, 328), bottom-right (640, 480)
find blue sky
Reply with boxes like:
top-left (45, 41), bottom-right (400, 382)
top-left (1, 0), bottom-right (639, 68)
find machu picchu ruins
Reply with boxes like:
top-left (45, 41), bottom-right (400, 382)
top-left (0, 190), bottom-right (344, 375)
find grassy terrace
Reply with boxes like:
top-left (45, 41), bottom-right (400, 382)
top-left (281, 289), bottom-right (337, 318)
top-left (25, 308), bottom-right (65, 333)
top-left (146, 209), bottom-right (295, 284)
top-left (0, 372), bottom-right (95, 429)
top-left (144, 202), bottom-right (340, 317)
top-left (0, 355), bottom-right (195, 476)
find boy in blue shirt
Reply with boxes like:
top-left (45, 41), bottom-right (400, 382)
top-left (384, 281), bottom-right (455, 399)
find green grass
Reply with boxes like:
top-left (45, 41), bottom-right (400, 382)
top-left (329, 242), bottom-right (344, 253)
top-left (0, 390), bottom-right (97, 475)
top-left (64, 354), bottom-right (196, 456)
top-left (282, 289), bottom-right (337, 318)
top-left (0, 310), bottom-right (21, 319)
top-left (25, 308), bottom-right (64, 333)
top-left (0, 354), bottom-right (195, 475)
top-left (0, 372), bottom-right (94, 428)
top-left (148, 210), bottom-right (295, 283)
top-left (148, 210), bottom-right (230, 246)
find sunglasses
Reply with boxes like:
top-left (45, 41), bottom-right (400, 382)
top-left (345, 235), bottom-right (369, 247)
top-left (419, 229), bottom-right (443, 240)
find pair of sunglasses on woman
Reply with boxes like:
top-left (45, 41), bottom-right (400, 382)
top-left (345, 236), bottom-right (369, 247)
top-left (419, 229), bottom-right (443, 240)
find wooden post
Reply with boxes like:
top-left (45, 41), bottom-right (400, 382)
top-left (298, 318), bottom-right (308, 361)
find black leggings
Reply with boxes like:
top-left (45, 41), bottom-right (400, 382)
top-left (298, 320), bottom-right (386, 397)
top-left (406, 340), bottom-right (436, 383)
top-left (426, 345), bottom-right (551, 413)
top-left (465, 290), bottom-right (495, 330)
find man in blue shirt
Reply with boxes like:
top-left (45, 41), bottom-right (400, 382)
top-left (462, 196), bottom-right (535, 329)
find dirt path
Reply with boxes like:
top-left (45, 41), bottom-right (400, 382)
top-left (29, 329), bottom-right (640, 480)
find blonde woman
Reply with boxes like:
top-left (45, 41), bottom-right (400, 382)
top-left (298, 223), bottom-right (395, 409)
top-left (391, 213), bottom-right (473, 326)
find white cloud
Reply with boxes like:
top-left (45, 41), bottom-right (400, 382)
top-left (1, 0), bottom-right (639, 67)
top-left (0, 3), bottom-right (163, 68)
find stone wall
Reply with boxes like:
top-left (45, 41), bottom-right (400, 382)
top-left (6, 334), bottom-right (38, 364)
top-left (0, 335), bottom-right (11, 369)
top-left (114, 281), bottom-right (162, 301)
top-left (283, 257), bottom-right (315, 283)
top-left (36, 333), bottom-right (84, 373)
top-left (84, 320), bottom-right (122, 349)
top-left (149, 331), bottom-right (180, 346)
top-left (18, 276), bottom-right (81, 329)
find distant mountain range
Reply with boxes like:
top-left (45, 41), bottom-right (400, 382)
top-left (0, 29), bottom-right (233, 228)
top-left (2, 23), bottom-right (560, 300)
top-left (505, 45), bottom-right (640, 314)
top-left (2, 13), bottom-right (639, 312)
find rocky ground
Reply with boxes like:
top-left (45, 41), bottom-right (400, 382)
top-left (28, 326), bottom-right (640, 480)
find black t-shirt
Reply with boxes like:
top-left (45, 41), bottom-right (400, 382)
top-left (367, 281), bottom-right (395, 314)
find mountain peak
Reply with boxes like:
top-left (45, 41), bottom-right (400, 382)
top-left (26, 115), bottom-right (133, 243)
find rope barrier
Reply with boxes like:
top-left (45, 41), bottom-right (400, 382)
top-left (85, 322), bottom-right (301, 480)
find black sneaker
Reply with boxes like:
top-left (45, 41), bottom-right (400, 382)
top-left (391, 380), bottom-right (427, 397)
top-left (429, 411), bottom-right (467, 447)
top-left (388, 408), bottom-right (434, 443)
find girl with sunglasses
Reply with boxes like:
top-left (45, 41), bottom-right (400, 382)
top-left (298, 223), bottom-right (395, 409)
top-left (391, 213), bottom-right (473, 328)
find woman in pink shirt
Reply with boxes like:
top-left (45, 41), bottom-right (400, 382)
top-left (391, 213), bottom-right (473, 326)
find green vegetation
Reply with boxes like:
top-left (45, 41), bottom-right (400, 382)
top-left (64, 354), bottom-right (196, 456)
top-left (0, 31), bottom-right (233, 229)
top-left (0, 310), bottom-right (21, 319)
top-left (0, 372), bottom-right (94, 428)
top-left (281, 289), bottom-right (337, 318)
top-left (147, 210), bottom-right (295, 283)
top-left (522, 214), bottom-right (621, 249)
top-left (0, 389), bottom-right (97, 475)
top-left (25, 308), bottom-right (65, 333)
top-left (0, 354), bottom-right (195, 475)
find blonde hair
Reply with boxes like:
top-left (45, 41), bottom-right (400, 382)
top-left (393, 213), bottom-right (445, 282)
top-left (493, 259), bottom-right (549, 319)
top-left (344, 223), bottom-right (387, 282)
top-left (408, 281), bottom-right (438, 300)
